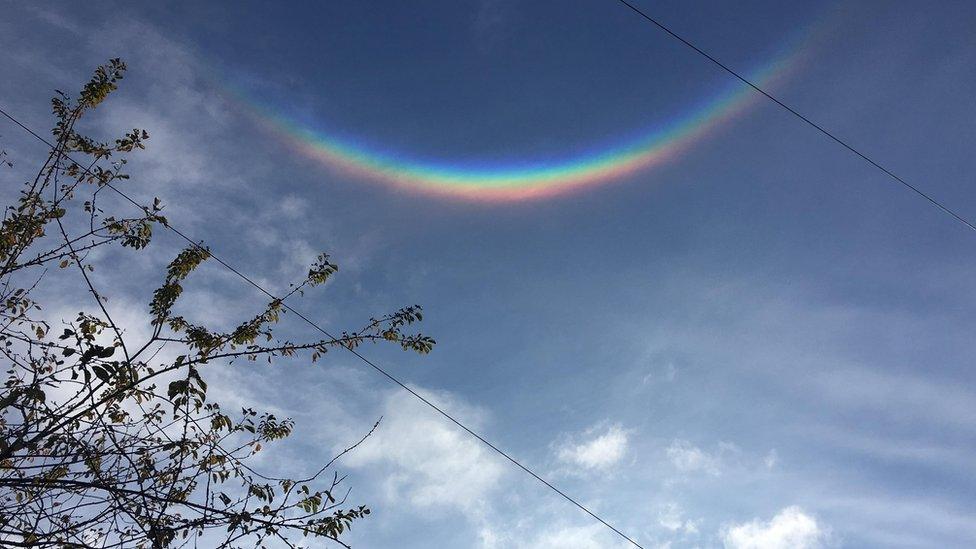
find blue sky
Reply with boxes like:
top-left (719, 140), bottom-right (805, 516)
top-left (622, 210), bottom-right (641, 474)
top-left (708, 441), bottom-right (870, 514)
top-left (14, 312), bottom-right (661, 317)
top-left (3, 1), bottom-right (976, 547)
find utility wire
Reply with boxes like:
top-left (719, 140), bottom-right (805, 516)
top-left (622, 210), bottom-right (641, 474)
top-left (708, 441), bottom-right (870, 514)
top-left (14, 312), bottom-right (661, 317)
top-left (0, 106), bottom-right (646, 549)
top-left (615, 0), bottom-right (976, 233)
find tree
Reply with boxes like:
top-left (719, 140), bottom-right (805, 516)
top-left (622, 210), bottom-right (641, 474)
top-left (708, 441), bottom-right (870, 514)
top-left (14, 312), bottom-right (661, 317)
top-left (0, 59), bottom-right (434, 548)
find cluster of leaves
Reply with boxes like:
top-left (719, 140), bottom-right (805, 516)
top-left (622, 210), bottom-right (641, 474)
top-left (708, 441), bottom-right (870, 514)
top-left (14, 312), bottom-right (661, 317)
top-left (0, 61), bottom-right (434, 547)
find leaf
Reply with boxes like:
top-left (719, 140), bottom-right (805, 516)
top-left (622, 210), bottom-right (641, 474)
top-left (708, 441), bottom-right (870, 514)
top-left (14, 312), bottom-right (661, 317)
top-left (168, 380), bottom-right (187, 399)
top-left (92, 365), bottom-right (110, 383)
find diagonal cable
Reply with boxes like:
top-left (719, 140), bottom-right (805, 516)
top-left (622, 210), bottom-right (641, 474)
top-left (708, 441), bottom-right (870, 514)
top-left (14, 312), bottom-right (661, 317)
top-left (615, 0), bottom-right (976, 232)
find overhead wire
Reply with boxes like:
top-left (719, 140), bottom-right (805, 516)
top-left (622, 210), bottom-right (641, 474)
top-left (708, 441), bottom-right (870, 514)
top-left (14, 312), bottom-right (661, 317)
top-left (614, 0), bottom-right (976, 232)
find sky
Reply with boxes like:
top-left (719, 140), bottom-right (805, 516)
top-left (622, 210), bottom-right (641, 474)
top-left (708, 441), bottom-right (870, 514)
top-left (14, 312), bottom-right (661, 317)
top-left (2, 1), bottom-right (976, 547)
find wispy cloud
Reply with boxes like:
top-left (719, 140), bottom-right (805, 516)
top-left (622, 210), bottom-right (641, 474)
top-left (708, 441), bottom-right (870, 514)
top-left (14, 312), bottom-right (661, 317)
top-left (517, 523), bottom-right (629, 549)
top-left (666, 439), bottom-right (722, 476)
top-left (471, 0), bottom-right (515, 54)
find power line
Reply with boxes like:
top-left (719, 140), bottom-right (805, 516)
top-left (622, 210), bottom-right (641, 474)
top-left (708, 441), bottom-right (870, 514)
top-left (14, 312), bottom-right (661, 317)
top-left (0, 106), bottom-right (646, 549)
top-left (615, 0), bottom-right (976, 233)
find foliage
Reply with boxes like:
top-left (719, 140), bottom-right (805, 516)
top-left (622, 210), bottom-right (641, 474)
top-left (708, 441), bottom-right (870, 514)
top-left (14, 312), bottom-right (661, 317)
top-left (0, 59), bottom-right (434, 548)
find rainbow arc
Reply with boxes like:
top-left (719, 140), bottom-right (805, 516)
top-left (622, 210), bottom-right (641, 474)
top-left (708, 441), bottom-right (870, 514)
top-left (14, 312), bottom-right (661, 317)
top-left (230, 24), bottom-right (815, 202)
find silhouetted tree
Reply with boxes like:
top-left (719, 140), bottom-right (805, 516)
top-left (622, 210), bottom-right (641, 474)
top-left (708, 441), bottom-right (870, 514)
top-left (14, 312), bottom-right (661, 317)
top-left (0, 59), bottom-right (434, 548)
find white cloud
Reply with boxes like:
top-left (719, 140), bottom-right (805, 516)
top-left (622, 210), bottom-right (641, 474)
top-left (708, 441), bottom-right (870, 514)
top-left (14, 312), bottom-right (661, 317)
top-left (723, 506), bottom-right (827, 549)
top-left (556, 424), bottom-right (629, 470)
top-left (666, 439), bottom-right (721, 476)
top-left (519, 523), bottom-right (628, 549)
top-left (342, 388), bottom-right (506, 514)
top-left (764, 449), bottom-right (779, 470)
top-left (658, 502), bottom-right (700, 535)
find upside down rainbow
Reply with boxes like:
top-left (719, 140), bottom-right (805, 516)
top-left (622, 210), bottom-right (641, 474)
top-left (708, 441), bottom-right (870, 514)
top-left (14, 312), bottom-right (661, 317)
top-left (229, 27), bottom-right (814, 202)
